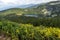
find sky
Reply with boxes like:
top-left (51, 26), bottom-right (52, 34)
top-left (0, 0), bottom-right (57, 11)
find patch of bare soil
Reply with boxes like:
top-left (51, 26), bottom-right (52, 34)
top-left (0, 31), bottom-right (11, 40)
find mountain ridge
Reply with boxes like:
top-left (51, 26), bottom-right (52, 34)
top-left (0, 1), bottom-right (60, 17)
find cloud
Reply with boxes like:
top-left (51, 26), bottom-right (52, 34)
top-left (0, 0), bottom-right (57, 11)
top-left (0, 0), bottom-right (57, 5)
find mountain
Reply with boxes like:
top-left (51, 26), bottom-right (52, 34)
top-left (16, 4), bottom-right (39, 8)
top-left (0, 4), bottom-right (38, 11)
top-left (0, 1), bottom-right (60, 18)
top-left (33, 1), bottom-right (60, 17)
top-left (44, 1), bottom-right (60, 17)
top-left (0, 1), bottom-right (60, 25)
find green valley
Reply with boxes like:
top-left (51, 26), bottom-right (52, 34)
top-left (0, 1), bottom-right (60, 40)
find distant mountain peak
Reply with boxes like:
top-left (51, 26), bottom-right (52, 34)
top-left (48, 1), bottom-right (60, 5)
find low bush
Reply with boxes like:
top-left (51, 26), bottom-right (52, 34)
top-left (0, 21), bottom-right (60, 40)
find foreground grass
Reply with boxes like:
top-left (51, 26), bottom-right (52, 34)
top-left (0, 21), bottom-right (60, 40)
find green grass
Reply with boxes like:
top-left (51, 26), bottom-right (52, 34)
top-left (0, 20), bottom-right (60, 40)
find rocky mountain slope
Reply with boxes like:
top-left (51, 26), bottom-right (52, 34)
top-left (0, 1), bottom-right (60, 18)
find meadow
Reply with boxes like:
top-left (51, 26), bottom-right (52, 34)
top-left (0, 20), bottom-right (60, 40)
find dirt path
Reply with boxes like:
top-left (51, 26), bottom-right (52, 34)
top-left (0, 34), bottom-right (11, 40)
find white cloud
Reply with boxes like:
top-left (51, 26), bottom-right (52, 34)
top-left (0, 0), bottom-right (57, 11)
top-left (0, 0), bottom-right (57, 5)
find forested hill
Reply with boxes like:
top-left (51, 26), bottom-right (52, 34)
top-left (0, 1), bottom-right (60, 17)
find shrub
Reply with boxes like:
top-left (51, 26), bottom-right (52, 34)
top-left (0, 20), bottom-right (60, 40)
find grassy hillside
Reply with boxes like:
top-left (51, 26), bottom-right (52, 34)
top-left (0, 1), bottom-right (60, 40)
top-left (0, 20), bottom-right (60, 40)
top-left (0, 1), bottom-right (60, 27)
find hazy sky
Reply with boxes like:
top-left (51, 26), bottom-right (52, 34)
top-left (0, 0), bottom-right (57, 10)
top-left (0, 0), bottom-right (57, 5)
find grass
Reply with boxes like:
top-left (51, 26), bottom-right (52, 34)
top-left (0, 20), bottom-right (60, 40)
